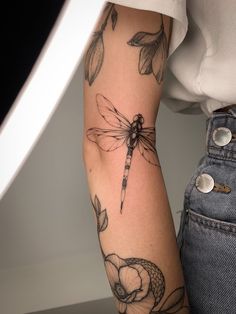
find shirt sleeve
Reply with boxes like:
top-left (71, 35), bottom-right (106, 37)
top-left (109, 0), bottom-right (188, 57)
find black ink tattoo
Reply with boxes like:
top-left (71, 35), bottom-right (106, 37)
top-left (127, 14), bottom-right (168, 84)
top-left (87, 94), bottom-right (160, 213)
top-left (91, 195), bottom-right (189, 314)
top-left (84, 3), bottom-right (118, 85)
top-left (91, 194), bottom-right (108, 258)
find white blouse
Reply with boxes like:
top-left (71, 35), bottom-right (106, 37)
top-left (110, 0), bottom-right (236, 117)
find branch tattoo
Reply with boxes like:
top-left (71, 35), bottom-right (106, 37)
top-left (92, 195), bottom-right (189, 314)
top-left (87, 94), bottom-right (160, 213)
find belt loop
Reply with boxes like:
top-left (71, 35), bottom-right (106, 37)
top-left (206, 107), bottom-right (236, 162)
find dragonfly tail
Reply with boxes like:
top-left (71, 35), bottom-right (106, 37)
top-left (120, 187), bottom-right (125, 214)
top-left (120, 201), bottom-right (124, 214)
top-left (120, 147), bottom-right (133, 213)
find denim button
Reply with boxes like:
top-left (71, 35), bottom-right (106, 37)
top-left (195, 173), bottom-right (215, 193)
top-left (212, 127), bottom-right (232, 146)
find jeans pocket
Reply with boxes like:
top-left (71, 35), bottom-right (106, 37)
top-left (181, 208), bottom-right (236, 314)
top-left (187, 160), bottom-right (236, 225)
top-left (187, 208), bottom-right (236, 235)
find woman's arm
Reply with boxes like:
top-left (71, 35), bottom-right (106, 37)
top-left (83, 3), bottom-right (189, 313)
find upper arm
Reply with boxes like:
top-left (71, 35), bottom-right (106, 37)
top-left (83, 3), bottom-right (173, 129)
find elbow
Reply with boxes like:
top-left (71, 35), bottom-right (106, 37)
top-left (83, 134), bottom-right (100, 172)
top-left (83, 131), bottom-right (125, 179)
top-left (83, 133), bottom-right (109, 173)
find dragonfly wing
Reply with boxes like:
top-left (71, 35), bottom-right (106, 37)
top-left (139, 127), bottom-right (156, 140)
top-left (87, 128), bottom-right (127, 152)
top-left (138, 128), bottom-right (159, 166)
top-left (96, 93), bottom-right (131, 129)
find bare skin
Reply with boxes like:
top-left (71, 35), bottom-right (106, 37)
top-left (83, 4), bottom-right (189, 313)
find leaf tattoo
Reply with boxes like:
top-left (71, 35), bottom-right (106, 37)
top-left (111, 6), bottom-right (118, 30)
top-left (84, 31), bottom-right (104, 86)
top-left (92, 194), bottom-right (108, 234)
top-left (127, 14), bottom-right (168, 84)
top-left (91, 195), bottom-right (190, 313)
top-left (84, 3), bottom-right (118, 85)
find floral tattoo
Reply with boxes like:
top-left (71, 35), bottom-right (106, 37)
top-left (127, 14), bottom-right (168, 84)
top-left (91, 195), bottom-right (189, 314)
top-left (85, 5), bottom-right (169, 86)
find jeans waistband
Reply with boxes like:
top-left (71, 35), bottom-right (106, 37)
top-left (206, 105), bottom-right (236, 162)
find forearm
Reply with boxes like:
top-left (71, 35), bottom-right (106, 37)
top-left (83, 3), bottom-right (189, 313)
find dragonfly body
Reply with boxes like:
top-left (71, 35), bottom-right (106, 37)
top-left (87, 94), bottom-right (159, 213)
top-left (121, 114), bottom-right (144, 212)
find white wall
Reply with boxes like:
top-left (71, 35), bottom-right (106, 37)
top-left (0, 61), bottom-right (206, 313)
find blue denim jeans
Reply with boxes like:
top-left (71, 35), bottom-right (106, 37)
top-left (177, 106), bottom-right (236, 313)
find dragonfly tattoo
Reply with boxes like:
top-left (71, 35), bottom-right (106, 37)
top-left (87, 94), bottom-right (160, 213)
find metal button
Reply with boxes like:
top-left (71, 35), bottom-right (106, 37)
top-left (195, 173), bottom-right (215, 193)
top-left (212, 127), bottom-right (232, 146)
